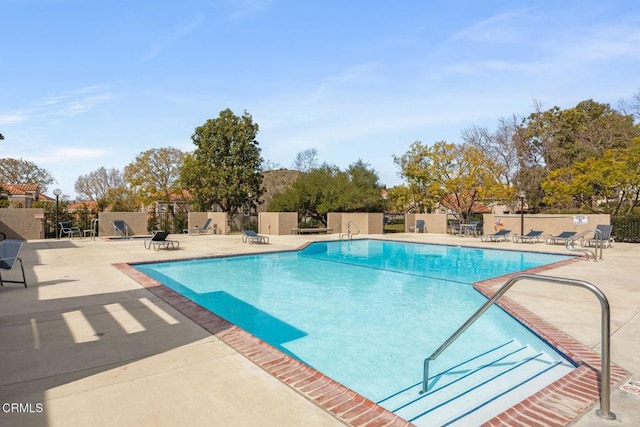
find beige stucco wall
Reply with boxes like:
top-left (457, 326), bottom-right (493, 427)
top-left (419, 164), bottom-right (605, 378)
top-left (327, 212), bottom-right (383, 235)
top-left (98, 212), bottom-right (148, 236)
top-left (0, 208), bottom-right (46, 240)
top-left (483, 214), bottom-right (611, 236)
top-left (258, 212), bottom-right (297, 235)
top-left (405, 213), bottom-right (448, 234)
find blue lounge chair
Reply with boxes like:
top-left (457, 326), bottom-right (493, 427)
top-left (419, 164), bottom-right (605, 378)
top-left (241, 230), bottom-right (269, 244)
top-left (545, 231), bottom-right (576, 245)
top-left (581, 224), bottom-right (614, 248)
top-left (481, 229), bottom-right (511, 242)
top-left (411, 219), bottom-right (426, 233)
top-left (144, 231), bottom-right (179, 251)
top-left (184, 218), bottom-right (217, 235)
top-left (513, 230), bottom-right (544, 243)
top-left (59, 221), bottom-right (81, 239)
top-left (0, 239), bottom-right (27, 287)
top-left (113, 220), bottom-right (129, 237)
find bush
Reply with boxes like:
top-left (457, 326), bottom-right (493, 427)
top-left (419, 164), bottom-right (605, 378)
top-left (611, 216), bottom-right (640, 243)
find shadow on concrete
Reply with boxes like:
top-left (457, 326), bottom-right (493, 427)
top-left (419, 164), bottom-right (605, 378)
top-left (0, 242), bottom-right (232, 427)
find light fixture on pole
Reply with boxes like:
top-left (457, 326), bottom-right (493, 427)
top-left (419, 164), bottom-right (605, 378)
top-left (53, 188), bottom-right (62, 239)
top-left (381, 190), bottom-right (388, 233)
top-left (518, 190), bottom-right (526, 236)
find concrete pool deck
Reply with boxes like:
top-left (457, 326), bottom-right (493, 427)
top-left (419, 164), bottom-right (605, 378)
top-left (0, 232), bottom-right (638, 426)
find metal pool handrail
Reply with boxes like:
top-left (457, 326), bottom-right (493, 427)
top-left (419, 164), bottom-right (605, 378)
top-left (565, 228), bottom-right (603, 261)
top-left (340, 221), bottom-right (360, 240)
top-left (420, 273), bottom-right (616, 421)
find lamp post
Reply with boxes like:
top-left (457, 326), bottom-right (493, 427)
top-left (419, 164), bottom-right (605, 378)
top-left (518, 190), bottom-right (526, 236)
top-left (247, 192), bottom-right (252, 231)
top-left (381, 190), bottom-right (388, 233)
top-left (53, 188), bottom-right (62, 239)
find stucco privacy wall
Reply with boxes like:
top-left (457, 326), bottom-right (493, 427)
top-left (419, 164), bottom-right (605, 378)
top-left (405, 213), bottom-right (448, 233)
top-left (258, 212), bottom-right (297, 235)
top-left (98, 212), bottom-right (148, 236)
top-left (187, 212), bottom-right (228, 234)
top-left (327, 212), bottom-right (384, 235)
top-left (0, 208), bottom-right (45, 240)
top-left (483, 214), bottom-right (611, 236)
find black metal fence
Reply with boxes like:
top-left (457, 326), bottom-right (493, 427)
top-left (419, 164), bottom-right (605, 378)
top-left (42, 211), bottom-right (258, 238)
top-left (44, 212), bottom-right (98, 239)
top-left (612, 216), bottom-right (640, 243)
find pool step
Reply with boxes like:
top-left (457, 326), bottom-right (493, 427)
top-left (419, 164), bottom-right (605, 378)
top-left (377, 339), bottom-right (575, 427)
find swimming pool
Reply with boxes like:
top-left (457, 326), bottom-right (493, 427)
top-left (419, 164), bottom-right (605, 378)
top-left (133, 239), bottom-right (577, 426)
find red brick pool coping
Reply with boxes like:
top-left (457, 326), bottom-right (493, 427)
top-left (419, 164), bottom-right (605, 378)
top-left (114, 255), bottom-right (629, 427)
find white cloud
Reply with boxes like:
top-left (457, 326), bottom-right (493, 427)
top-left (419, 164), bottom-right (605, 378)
top-left (30, 147), bottom-right (108, 164)
top-left (0, 113), bottom-right (28, 125)
top-left (139, 13), bottom-right (206, 63)
top-left (1, 86), bottom-right (118, 124)
top-left (227, 0), bottom-right (272, 18)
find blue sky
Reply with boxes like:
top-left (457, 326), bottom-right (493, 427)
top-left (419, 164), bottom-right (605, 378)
top-left (1, 0), bottom-right (639, 199)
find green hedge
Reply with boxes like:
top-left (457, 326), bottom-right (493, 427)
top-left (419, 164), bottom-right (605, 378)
top-left (612, 216), bottom-right (640, 243)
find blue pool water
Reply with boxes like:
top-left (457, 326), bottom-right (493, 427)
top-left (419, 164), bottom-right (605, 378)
top-left (133, 239), bottom-right (576, 423)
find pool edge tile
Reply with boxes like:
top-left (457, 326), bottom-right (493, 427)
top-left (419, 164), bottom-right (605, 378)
top-left (474, 261), bottom-right (630, 427)
top-left (115, 257), bottom-right (629, 427)
top-left (115, 262), bottom-right (413, 427)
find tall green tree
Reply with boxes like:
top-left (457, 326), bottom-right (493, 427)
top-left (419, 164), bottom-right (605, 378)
top-left (0, 158), bottom-right (56, 193)
top-left (394, 141), bottom-right (506, 221)
top-left (516, 99), bottom-right (639, 211)
top-left (181, 109), bottom-right (263, 214)
top-left (542, 137), bottom-right (640, 215)
top-left (268, 161), bottom-right (384, 226)
top-left (124, 147), bottom-right (186, 205)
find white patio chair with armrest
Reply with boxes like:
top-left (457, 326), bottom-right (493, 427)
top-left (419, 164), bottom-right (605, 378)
top-left (59, 221), bottom-right (82, 239)
top-left (0, 239), bottom-right (27, 287)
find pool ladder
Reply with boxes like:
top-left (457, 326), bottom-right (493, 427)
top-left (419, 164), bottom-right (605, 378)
top-left (565, 228), bottom-right (604, 261)
top-left (340, 221), bottom-right (360, 240)
top-left (420, 273), bottom-right (616, 421)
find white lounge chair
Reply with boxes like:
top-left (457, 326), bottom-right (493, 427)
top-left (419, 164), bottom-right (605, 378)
top-left (241, 230), bottom-right (269, 244)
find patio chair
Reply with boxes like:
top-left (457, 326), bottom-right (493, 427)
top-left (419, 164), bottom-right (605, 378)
top-left (0, 239), bottom-right (27, 287)
top-left (467, 221), bottom-right (481, 237)
top-left (481, 229), bottom-right (511, 242)
top-left (59, 221), bottom-right (81, 239)
top-left (83, 218), bottom-right (99, 240)
top-left (411, 219), bottom-right (426, 233)
top-left (545, 231), bottom-right (576, 245)
top-left (448, 220), bottom-right (461, 236)
top-left (241, 230), bottom-right (269, 244)
top-left (144, 231), bottom-right (179, 251)
top-left (184, 218), bottom-right (216, 235)
top-left (581, 224), bottom-right (614, 248)
top-left (113, 220), bottom-right (128, 237)
top-left (513, 230), bottom-right (544, 243)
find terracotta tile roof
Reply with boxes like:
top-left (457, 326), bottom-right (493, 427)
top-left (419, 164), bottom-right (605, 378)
top-left (1, 183), bottom-right (39, 196)
top-left (68, 200), bottom-right (99, 211)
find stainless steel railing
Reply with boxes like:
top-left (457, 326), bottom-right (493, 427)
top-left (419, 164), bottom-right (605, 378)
top-left (340, 221), bottom-right (360, 240)
top-left (565, 228), bottom-right (603, 261)
top-left (420, 273), bottom-right (616, 420)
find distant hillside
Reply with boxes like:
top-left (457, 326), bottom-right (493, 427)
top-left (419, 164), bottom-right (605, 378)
top-left (258, 169), bottom-right (302, 212)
